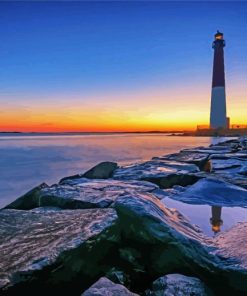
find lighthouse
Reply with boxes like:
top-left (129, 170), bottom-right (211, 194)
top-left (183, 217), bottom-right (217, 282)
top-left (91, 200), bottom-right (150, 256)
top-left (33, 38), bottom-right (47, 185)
top-left (210, 31), bottom-right (227, 129)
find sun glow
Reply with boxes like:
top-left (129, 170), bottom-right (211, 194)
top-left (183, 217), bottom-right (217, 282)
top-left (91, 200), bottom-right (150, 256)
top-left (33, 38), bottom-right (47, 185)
top-left (0, 82), bottom-right (246, 133)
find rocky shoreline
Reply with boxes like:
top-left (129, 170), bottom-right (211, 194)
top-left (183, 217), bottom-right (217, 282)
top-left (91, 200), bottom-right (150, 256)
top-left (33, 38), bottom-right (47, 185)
top-left (1, 138), bottom-right (247, 295)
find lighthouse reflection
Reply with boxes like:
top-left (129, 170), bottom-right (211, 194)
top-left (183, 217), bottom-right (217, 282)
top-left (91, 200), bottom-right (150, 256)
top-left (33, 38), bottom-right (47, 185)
top-left (210, 206), bottom-right (223, 235)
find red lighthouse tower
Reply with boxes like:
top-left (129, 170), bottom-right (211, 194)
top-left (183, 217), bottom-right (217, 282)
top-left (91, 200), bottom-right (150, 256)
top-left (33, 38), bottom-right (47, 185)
top-left (210, 31), bottom-right (227, 129)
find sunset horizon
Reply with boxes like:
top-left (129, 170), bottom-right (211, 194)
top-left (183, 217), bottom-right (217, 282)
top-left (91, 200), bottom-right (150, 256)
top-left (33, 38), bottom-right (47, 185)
top-left (1, 1), bottom-right (246, 133)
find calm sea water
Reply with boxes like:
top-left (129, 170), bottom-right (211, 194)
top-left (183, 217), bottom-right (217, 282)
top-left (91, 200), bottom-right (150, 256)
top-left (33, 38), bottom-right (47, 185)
top-left (1, 133), bottom-right (244, 237)
top-left (0, 133), bottom-right (228, 208)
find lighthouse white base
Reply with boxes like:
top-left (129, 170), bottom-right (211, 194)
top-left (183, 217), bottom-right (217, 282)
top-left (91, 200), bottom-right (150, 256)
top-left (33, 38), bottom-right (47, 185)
top-left (210, 86), bottom-right (227, 129)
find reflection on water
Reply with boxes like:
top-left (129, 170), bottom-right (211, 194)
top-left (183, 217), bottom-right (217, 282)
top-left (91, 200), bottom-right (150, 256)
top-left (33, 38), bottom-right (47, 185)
top-left (163, 197), bottom-right (247, 236)
top-left (210, 206), bottom-right (223, 234)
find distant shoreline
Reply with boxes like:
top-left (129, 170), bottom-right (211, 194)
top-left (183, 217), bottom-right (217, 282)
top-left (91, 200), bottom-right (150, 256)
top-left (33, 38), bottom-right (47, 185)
top-left (0, 131), bottom-right (245, 137)
top-left (0, 131), bottom-right (186, 135)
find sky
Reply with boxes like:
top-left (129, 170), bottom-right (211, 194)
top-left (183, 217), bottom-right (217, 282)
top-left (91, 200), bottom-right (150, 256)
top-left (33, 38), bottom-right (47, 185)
top-left (0, 1), bottom-right (247, 132)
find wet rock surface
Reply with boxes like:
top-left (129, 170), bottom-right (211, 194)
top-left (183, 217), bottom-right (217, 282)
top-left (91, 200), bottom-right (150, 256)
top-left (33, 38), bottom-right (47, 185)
top-left (82, 277), bottom-right (139, 296)
top-left (213, 221), bottom-right (247, 270)
top-left (113, 160), bottom-right (200, 188)
top-left (5, 179), bottom-right (158, 210)
top-left (59, 161), bottom-right (118, 183)
top-left (163, 178), bottom-right (247, 207)
top-left (153, 151), bottom-right (210, 170)
top-left (145, 273), bottom-right (211, 296)
top-left (2, 137), bottom-right (247, 295)
top-left (0, 208), bottom-right (119, 294)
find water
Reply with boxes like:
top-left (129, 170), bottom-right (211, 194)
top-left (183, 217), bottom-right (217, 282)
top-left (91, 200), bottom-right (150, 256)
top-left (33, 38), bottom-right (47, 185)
top-left (0, 133), bottom-right (241, 236)
top-left (163, 197), bottom-right (247, 237)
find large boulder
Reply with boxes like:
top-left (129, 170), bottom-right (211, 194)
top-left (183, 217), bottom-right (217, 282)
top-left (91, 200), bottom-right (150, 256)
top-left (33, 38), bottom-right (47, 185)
top-left (83, 161), bottom-right (118, 179)
top-left (153, 152), bottom-right (210, 171)
top-left (210, 157), bottom-right (247, 176)
top-left (213, 221), bottom-right (247, 270)
top-left (210, 152), bottom-right (247, 160)
top-left (113, 192), bottom-right (247, 295)
top-left (211, 222), bottom-right (247, 294)
top-left (60, 162), bottom-right (118, 183)
top-left (3, 183), bottom-right (49, 210)
top-left (0, 208), bottom-right (119, 295)
top-left (1, 183), bottom-right (247, 295)
top-left (4, 179), bottom-right (158, 210)
top-left (166, 178), bottom-right (247, 207)
top-left (145, 273), bottom-right (211, 296)
top-left (113, 160), bottom-right (200, 189)
top-left (82, 277), bottom-right (139, 296)
top-left (182, 146), bottom-right (235, 155)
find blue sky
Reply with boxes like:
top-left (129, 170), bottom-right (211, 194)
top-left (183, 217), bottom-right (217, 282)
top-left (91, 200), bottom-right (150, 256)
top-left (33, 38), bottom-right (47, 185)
top-left (0, 1), bottom-right (246, 131)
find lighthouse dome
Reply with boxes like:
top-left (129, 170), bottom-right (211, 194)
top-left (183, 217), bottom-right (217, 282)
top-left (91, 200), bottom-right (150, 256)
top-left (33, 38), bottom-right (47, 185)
top-left (215, 30), bottom-right (224, 40)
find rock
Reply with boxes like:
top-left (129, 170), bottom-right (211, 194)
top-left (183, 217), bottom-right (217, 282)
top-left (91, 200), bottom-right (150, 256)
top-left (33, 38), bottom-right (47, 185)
top-left (0, 208), bottom-right (119, 294)
top-left (60, 162), bottom-right (118, 183)
top-left (224, 176), bottom-right (247, 189)
top-left (63, 161), bottom-right (118, 182)
top-left (210, 157), bottom-right (247, 176)
top-left (153, 151), bottom-right (210, 170)
top-left (213, 221), bottom-right (247, 270)
top-left (81, 277), bottom-right (139, 296)
top-left (5, 179), bottom-right (158, 210)
top-left (2, 179), bottom-right (247, 295)
top-left (113, 160), bottom-right (200, 189)
top-left (191, 170), bottom-right (247, 190)
top-left (210, 153), bottom-right (247, 160)
top-left (114, 191), bottom-right (210, 245)
top-left (113, 191), bottom-right (247, 294)
top-left (82, 161), bottom-right (118, 179)
top-left (60, 177), bottom-right (158, 192)
top-left (142, 174), bottom-right (200, 189)
top-left (211, 222), bottom-right (247, 294)
top-left (152, 185), bottom-right (187, 200)
top-left (105, 268), bottom-right (131, 286)
top-left (3, 183), bottom-right (49, 210)
top-left (165, 178), bottom-right (247, 207)
top-left (145, 273), bottom-right (211, 296)
top-left (114, 191), bottom-right (216, 285)
top-left (182, 146), bottom-right (234, 155)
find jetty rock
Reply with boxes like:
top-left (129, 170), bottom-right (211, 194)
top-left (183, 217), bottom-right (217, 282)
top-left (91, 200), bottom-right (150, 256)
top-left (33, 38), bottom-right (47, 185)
top-left (60, 161), bottom-right (119, 183)
top-left (113, 159), bottom-right (200, 188)
top-left (160, 177), bottom-right (247, 207)
top-left (0, 208), bottom-right (119, 295)
top-left (1, 185), bottom-right (247, 294)
top-left (5, 179), bottom-right (158, 210)
top-left (152, 151), bottom-right (210, 170)
top-left (181, 145), bottom-right (235, 155)
top-left (113, 192), bottom-right (247, 294)
top-left (210, 157), bottom-right (247, 176)
top-left (145, 273), bottom-right (212, 296)
top-left (81, 277), bottom-right (139, 296)
top-left (213, 221), bottom-right (247, 271)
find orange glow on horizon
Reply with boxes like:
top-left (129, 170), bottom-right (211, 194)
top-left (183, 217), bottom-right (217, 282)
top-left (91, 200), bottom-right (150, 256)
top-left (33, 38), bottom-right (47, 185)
top-left (0, 84), bottom-right (246, 133)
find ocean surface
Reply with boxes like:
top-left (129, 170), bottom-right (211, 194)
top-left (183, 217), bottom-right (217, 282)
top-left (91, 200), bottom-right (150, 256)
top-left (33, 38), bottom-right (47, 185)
top-left (1, 133), bottom-right (245, 236)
